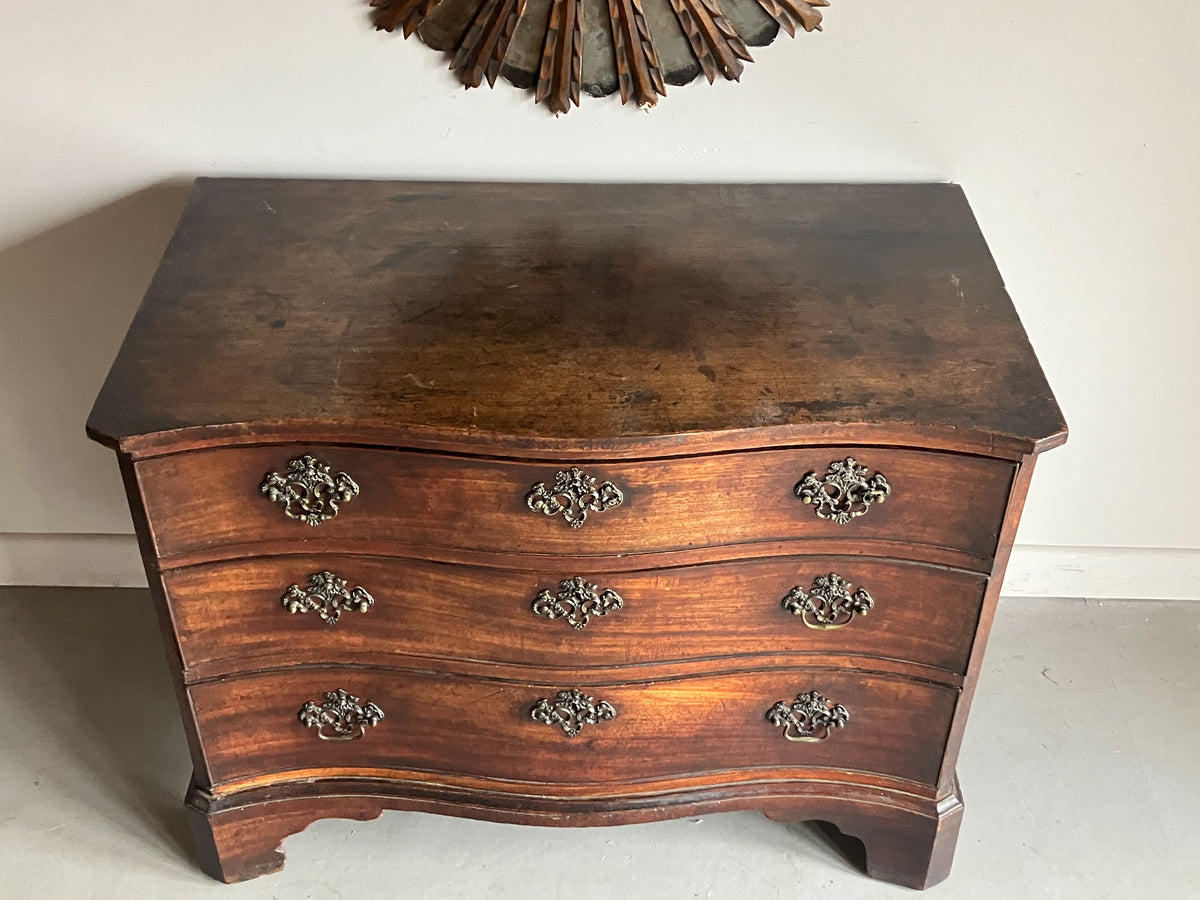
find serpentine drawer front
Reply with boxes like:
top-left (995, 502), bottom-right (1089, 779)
top-left (188, 667), bottom-right (959, 791)
top-left (135, 445), bottom-right (1014, 564)
top-left (162, 554), bottom-right (989, 679)
top-left (87, 180), bottom-right (1066, 889)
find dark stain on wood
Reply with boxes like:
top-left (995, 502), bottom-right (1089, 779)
top-left (87, 180), bottom-right (1065, 889)
top-left (87, 181), bottom-right (1066, 459)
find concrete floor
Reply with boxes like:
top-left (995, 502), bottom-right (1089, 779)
top-left (0, 589), bottom-right (1197, 899)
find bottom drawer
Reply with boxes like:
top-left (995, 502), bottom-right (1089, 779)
top-left (190, 666), bottom-right (958, 790)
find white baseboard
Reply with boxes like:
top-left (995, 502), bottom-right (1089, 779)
top-left (1000, 545), bottom-right (1199, 601)
top-left (1, 534), bottom-right (1197, 600)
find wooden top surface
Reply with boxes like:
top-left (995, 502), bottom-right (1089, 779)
top-left (87, 179), bottom-right (1066, 459)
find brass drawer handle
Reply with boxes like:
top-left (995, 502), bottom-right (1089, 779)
top-left (298, 689), bottom-right (384, 741)
top-left (766, 690), bottom-right (849, 742)
top-left (261, 454), bottom-right (360, 526)
top-left (282, 571), bottom-right (375, 626)
top-left (533, 577), bottom-right (624, 630)
top-left (782, 573), bottom-right (874, 630)
top-left (526, 467), bottom-right (623, 528)
top-left (794, 457), bottom-right (890, 524)
top-left (531, 689), bottom-right (617, 736)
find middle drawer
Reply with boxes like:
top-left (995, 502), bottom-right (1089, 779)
top-left (163, 554), bottom-right (987, 679)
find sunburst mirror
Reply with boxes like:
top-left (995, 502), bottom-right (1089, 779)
top-left (367, 0), bottom-right (831, 114)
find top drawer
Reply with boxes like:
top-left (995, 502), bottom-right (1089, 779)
top-left (136, 445), bottom-right (1014, 563)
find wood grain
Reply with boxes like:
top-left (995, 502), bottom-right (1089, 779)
top-left (133, 444), bottom-right (1015, 563)
top-left (185, 774), bottom-right (954, 885)
top-left (765, 780), bottom-right (964, 890)
top-left (934, 454), bottom-right (1039, 796)
top-left (667, 0), bottom-right (753, 82)
top-left (163, 553), bottom-right (987, 680)
top-left (187, 665), bottom-right (959, 790)
top-left (452, 0), bottom-right (527, 87)
top-left (535, 0), bottom-right (584, 113)
top-left (87, 179), bottom-right (1066, 888)
top-left (366, 0), bottom-right (831, 111)
top-left (86, 181), bottom-right (1067, 460)
top-left (609, 0), bottom-right (666, 106)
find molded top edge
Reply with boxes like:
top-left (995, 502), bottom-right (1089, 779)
top-left (88, 180), bottom-right (1066, 461)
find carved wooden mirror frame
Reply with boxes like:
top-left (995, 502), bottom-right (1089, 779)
top-left (366, 0), bottom-right (831, 114)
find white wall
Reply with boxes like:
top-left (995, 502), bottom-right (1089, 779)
top-left (3, 1), bottom-right (1198, 593)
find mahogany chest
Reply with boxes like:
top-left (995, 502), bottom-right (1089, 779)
top-left (87, 180), bottom-right (1066, 889)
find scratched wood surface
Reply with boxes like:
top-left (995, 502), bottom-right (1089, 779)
top-left (87, 180), bottom-right (1066, 459)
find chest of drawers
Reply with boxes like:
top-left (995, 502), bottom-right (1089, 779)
top-left (87, 180), bottom-right (1065, 889)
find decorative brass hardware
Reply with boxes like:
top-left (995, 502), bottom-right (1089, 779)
top-left (533, 577), bottom-right (624, 630)
top-left (526, 467), bottom-right (623, 528)
top-left (298, 689), bottom-right (384, 741)
top-left (782, 573), bottom-right (874, 630)
top-left (261, 454), bottom-right (360, 526)
top-left (282, 571), bottom-right (375, 626)
top-left (530, 689), bottom-right (617, 736)
top-left (795, 457), bottom-right (891, 524)
top-left (766, 690), bottom-right (849, 742)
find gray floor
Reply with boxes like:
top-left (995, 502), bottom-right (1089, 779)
top-left (1, 590), bottom-right (1197, 899)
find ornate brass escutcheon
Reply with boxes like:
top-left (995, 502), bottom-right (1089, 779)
top-left (260, 454), bottom-right (359, 526)
top-left (532, 576), bottom-right (624, 630)
top-left (794, 457), bottom-right (891, 524)
top-left (782, 573), bottom-right (874, 630)
top-left (526, 467), bottom-right (623, 528)
top-left (530, 689), bottom-right (617, 736)
top-left (298, 689), bottom-right (384, 741)
top-left (281, 571), bottom-right (375, 625)
top-left (766, 690), bottom-right (849, 742)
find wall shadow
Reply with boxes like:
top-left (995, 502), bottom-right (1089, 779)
top-left (0, 181), bottom-right (193, 533)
